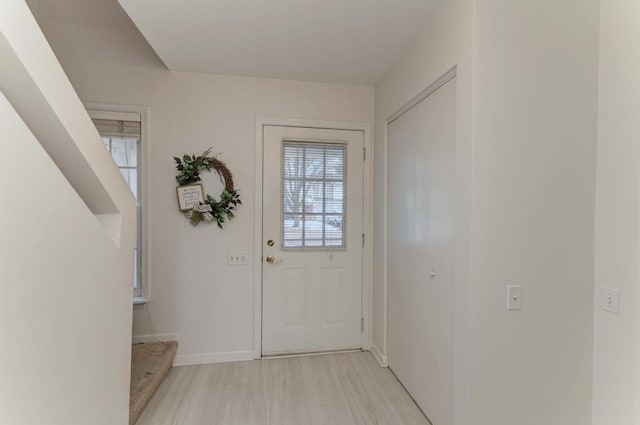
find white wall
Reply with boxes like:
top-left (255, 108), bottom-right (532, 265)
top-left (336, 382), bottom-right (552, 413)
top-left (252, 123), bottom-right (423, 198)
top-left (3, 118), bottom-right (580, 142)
top-left (0, 1), bottom-right (136, 423)
top-left (470, 1), bottom-right (600, 424)
top-left (376, 0), bottom-right (600, 424)
top-left (373, 0), bottom-right (475, 423)
top-left (593, 0), bottom-right (640, 423)
top-left (34, 19), bottom-right (374, 364)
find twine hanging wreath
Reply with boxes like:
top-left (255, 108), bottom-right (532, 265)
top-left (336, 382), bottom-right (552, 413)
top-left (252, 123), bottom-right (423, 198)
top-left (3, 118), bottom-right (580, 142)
top-left (174, 147), bottom-right (241, 228)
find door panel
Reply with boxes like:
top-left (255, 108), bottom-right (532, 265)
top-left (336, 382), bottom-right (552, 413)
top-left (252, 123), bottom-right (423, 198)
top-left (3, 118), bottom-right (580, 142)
top-left (321, 269), bottom-right (343, 325)
top-left (262, 126), bottom-right (364, 356)
top-left (284, 269), bottom-right (306, 326)
top-left (387, 78), bottom-right (456, 424)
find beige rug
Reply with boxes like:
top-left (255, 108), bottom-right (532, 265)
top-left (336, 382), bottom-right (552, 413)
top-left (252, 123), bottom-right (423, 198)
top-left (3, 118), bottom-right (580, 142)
top-left (130, 341), bottom-right (178, 425)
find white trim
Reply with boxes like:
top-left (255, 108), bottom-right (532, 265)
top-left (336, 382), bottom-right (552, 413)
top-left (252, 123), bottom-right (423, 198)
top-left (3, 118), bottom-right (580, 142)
top-left (370, 343), bottom-right (388, 367)
top-left (173, 350), bottom-right (255, 367)
top-left (254, 116), bottom-right (373, 359)
top-left (635, 169), bottom-right (640, 425)
top-left (84, 102), bottom-right (151, 301)
top-left (387, 66), bottom-right (457, 124)
top-left (382, 121), bottom-right (389, 361)
top-left (132, 333), bottom-right (178, 344)
top-left (362, 120), bottom-right (374, 352)
top-left (254, 119), bottom-right (264, 359)
top-left (264, 349), bottom-right (362, 360)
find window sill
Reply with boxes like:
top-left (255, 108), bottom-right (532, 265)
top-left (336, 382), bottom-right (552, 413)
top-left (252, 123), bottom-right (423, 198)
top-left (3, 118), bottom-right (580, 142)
top-left (133, 296), bottom-right (147, 306)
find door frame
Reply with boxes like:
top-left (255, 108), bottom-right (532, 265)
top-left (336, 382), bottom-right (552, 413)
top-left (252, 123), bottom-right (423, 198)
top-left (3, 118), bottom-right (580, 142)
top-left (254, 117), bottom-right (373, 359)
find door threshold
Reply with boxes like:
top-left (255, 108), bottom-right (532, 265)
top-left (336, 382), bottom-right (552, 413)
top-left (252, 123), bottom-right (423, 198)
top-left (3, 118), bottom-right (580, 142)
top-left (262, 348), bottom-right (362, 360)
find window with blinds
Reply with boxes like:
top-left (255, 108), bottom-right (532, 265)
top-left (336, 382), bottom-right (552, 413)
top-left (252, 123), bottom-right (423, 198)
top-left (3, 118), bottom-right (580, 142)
top-left (282, 141), bottom-right (346, 249)
top-left (89, 110), bottom-right (143, 296)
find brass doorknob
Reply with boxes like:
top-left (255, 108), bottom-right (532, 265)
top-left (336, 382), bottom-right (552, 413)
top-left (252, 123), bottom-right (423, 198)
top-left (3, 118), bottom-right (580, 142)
top-left (266, 255), bottom-right (276, 263)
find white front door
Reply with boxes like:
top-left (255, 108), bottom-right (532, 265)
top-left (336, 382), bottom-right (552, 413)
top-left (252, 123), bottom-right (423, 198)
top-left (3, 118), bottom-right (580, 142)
top-left (261, 125), bottom-right (364, 356)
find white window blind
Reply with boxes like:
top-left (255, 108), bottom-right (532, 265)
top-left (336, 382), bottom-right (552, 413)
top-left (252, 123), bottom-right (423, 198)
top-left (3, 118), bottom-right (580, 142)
top-left (282, 141), bottom-right (346, 249)
top-left (91, 118), bottom-right (141, 138)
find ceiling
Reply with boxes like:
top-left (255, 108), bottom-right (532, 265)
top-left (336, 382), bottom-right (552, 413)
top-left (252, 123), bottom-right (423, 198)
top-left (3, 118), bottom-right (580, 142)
top-left (26, 0), bottom-right (136, 29)
top-left (27, 0), bottom-right (442, 85)
top-left (116, 0), bottom-right (442, 85)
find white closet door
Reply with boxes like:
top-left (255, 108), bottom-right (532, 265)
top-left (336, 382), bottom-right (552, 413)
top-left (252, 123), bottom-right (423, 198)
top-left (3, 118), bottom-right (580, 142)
top-left (388, 78), bottom-right (456, 425)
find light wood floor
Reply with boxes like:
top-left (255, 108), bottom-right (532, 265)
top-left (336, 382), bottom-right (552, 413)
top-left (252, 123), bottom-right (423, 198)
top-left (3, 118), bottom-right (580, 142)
top-left (136, 351), bottom-right (430, 425)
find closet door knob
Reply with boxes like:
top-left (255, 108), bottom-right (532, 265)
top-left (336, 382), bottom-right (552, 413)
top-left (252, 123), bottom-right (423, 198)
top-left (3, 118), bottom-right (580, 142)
top-left (429, 270), bottom-right (438, 279)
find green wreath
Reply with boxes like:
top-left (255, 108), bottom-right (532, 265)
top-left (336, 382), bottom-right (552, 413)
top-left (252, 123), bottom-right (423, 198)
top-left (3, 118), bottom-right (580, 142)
top-left (174, 147), bottom-right (241, 228)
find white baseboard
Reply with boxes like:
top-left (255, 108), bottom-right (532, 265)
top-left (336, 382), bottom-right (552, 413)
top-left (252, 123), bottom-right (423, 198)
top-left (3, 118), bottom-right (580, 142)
top-left (370, 343), bottom-right (388, 367)
top-left (173, 350), bottom-right (255, 367)
top-left (132, 333), bottom-right (178, 344)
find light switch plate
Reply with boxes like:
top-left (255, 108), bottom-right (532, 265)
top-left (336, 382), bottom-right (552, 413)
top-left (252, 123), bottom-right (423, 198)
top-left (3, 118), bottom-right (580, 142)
top-left (507, 285), bottom-right (522, 311)
top-left (227, 251), bottom-right (249, 266)
top-left (601, 287), bottom-right (620, 314)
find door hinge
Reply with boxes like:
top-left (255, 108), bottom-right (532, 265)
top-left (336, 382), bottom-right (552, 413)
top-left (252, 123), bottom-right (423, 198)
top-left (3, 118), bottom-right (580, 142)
top-left (362, 233), bottom-right (365, 247)
top-left (363, 147), bottom-right (366, 161)
top-left (361, 318), bottom-right (364, 332)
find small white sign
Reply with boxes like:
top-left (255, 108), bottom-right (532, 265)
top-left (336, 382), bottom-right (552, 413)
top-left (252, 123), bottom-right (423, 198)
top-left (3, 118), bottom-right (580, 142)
top-left (176, 184), bottom-right (204, 211)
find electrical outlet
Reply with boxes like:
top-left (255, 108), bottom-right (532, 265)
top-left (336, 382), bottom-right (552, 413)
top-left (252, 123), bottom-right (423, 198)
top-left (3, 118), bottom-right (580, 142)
top-left (507, 285), bottom-right (522, 311)
top-left (227, 251), bottom-right (249, 266)
top-left (601, 287), bottom-right (620, 315)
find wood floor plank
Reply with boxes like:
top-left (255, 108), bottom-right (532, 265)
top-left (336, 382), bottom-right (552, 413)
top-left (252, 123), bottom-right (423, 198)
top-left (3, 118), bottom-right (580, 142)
top-left (300, 354), bottom-right (355, 425)
top-left (136, 365), bottom-right (197, 425)
top-left (136, 352), bottom-right (429, 425)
